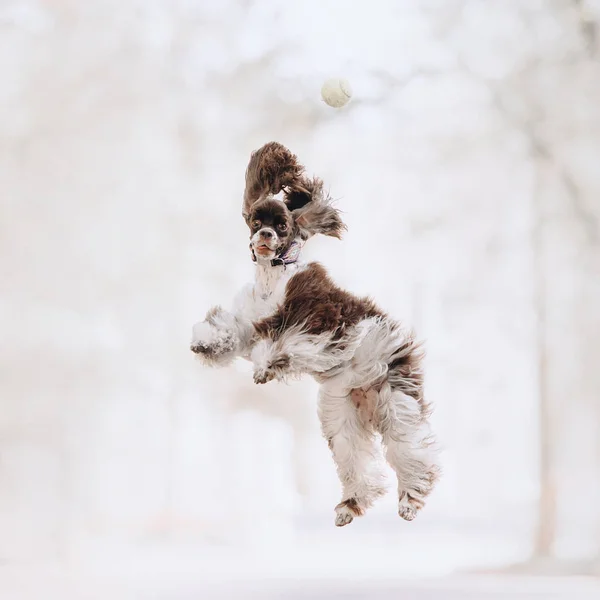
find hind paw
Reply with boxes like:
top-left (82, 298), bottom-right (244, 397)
top-left (334, 498), bottom-right (364, 527)
top-left (398, 493), bottom-right (424, 522)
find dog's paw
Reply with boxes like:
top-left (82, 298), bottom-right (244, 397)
top-left (398, 493), bottom-right (422, 522)
top-left (335, 508), bottom-right (354, 527)
top-left (191, 320), bottom-right (237, 365)
top-left (252, 355), bottom-right (290, 385)
top-left (190, 341), bottom-right (210, 355)
top-left (253, 368), bottom-right (276, 385)
top-left (334, 498), bottom-right (364, 527)
top-left (191, 321), bottom-right (214, 353)
top-left (398, 503), bottom-right (417, 521)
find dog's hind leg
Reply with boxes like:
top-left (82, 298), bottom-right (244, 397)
top-left (318, 386), bottom-right (387, 527)
top-left (376, 385), bottom-right (440, 521)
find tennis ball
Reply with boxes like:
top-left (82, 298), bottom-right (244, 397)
top-left (321, 78), bottom-right (352, 108)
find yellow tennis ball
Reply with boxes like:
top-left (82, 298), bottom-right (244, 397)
top-left (321, 78), bottom-right (352, 108)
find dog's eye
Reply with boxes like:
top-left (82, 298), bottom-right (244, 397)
top-left (277, 223), bottom-right (288, 232)
top-left (251, 220), bottom-right (261, 229)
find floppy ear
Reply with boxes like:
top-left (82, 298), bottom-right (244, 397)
top-left (242, 142), bottom-right (305, 221)
top-left (287, 177), bottom-right (346, 240)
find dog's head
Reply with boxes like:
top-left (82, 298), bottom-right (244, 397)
top-left (242, 142), bottom-right (345, 263)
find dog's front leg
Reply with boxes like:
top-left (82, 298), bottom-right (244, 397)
top-left (250, 324), bottom-right (347, 385)
top-left (191, 306), bottom-right (253, 367)
top-left (250, 337), bottom-right (291, 384)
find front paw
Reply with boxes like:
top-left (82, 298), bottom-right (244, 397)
top-left (253, 355), bottom-right (290, 384)
top-left (191, 320), bottom-right (236, 365)
top-left (190, 341), bottom-right (210, 355)
top-left (190, 339), bottom-right (220, 360)
top-left (253, 368), bottom-right (276, 385)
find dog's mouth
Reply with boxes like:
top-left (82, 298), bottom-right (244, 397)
top-left (255, 243), bottom-right (276, 255)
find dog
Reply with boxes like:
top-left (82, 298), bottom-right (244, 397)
top-left (191, 142), bottom-right (440, 526)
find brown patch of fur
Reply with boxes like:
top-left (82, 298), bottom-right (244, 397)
top-left (243, 142), bottom-right (304, 219)
top-left (387, 334), bottom-right (429, 418)
top-left (350, 388), bottom-right (378, 429)
top-left (254, 263), bottom-right (383, 340)
top-left (252, 260), bottom-right (429, 421)
top-left (287, 177), bottom-right (346, 240)
top-left (335, 498), bottom-right (364, 517)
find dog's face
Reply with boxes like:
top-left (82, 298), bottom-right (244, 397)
top-left (247, 199), bottom-right (297, 261)
top-left (242, 142), bottom-right (346, 262)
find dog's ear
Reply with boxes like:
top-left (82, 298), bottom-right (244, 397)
top-left (288, 177), bottom-right (346, 240)
top-left (242, 142), bottom-right (305, 221)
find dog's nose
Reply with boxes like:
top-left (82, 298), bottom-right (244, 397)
top-left (260, 230), bottom-right (273, 239)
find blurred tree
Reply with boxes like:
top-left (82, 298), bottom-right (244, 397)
top-left (444, 0), bottom-right (600, 566)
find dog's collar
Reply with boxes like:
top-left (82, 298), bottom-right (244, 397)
top-left (250, 239), bottom-right (303, 267)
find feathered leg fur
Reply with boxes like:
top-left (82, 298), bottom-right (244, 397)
top-left (319, 387), bottom-right (387, 527)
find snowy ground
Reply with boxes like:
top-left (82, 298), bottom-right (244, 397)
top-left (2, 566), bottom-right (600, 600)
top-left (2, 529), bottom-right (599, 600)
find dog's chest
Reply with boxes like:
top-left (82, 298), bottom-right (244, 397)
top-left (250, 263), bottom-right (303, 317)
top-left (256, 265), bottom-right (285, 300)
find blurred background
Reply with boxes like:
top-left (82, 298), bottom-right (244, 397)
top-left (1, 0), bottom-right (600, 598)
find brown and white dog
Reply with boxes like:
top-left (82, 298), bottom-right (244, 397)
top-left (191, 142), bottom-right (440, 526)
